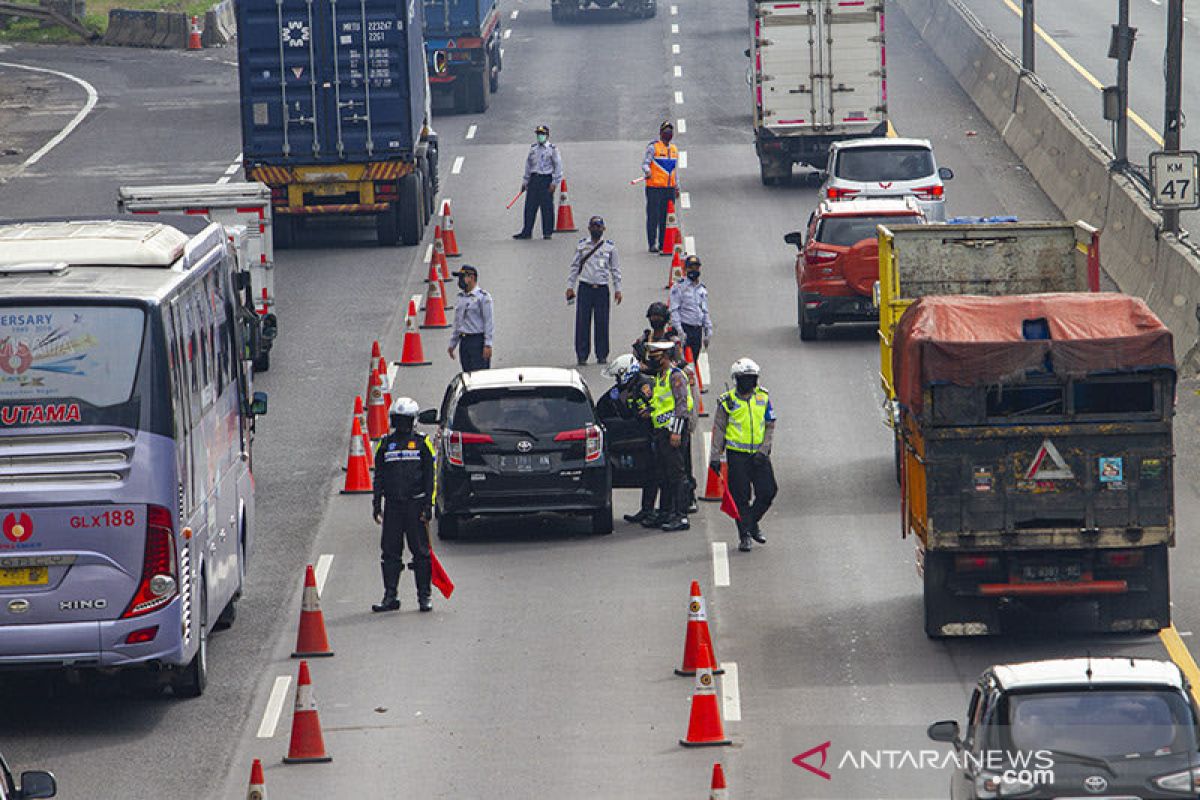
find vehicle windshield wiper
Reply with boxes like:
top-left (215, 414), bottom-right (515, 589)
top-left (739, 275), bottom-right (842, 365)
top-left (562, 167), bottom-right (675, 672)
top-left (490, 427), bottom-right (537, 438)
top-left (1040, 749), bottom-right (1115, 773)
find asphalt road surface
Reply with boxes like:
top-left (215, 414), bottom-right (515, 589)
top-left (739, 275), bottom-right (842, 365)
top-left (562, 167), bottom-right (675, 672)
top-left (2, 3), bottom-right (1200, 798)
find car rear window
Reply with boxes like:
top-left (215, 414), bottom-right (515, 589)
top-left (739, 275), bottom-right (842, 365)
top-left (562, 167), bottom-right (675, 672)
top-left (835, 146), bottom-right (936, 182)
top-left (1006, 689), bottom-right (1196, 758)
top-left (453, 386), bottom-right (594, 437)
top-left (815, 214), bottom-right (921, 247)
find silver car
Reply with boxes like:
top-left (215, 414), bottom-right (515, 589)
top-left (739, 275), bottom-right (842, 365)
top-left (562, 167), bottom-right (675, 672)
top-left (820, 137), bottom-right (954, 221)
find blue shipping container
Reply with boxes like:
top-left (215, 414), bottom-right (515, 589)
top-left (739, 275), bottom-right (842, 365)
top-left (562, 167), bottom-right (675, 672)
top-left (236, 0), bottom-right (427, 165)
top-left (423, 0), bottom-right (495, 35)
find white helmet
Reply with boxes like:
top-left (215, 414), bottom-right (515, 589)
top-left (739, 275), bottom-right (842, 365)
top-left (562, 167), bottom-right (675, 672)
top-left (730, 358), bottom-right (760, 378)
top-left (603, 353), bottom-right (639, 379)
top-left (389, 397), bottom-right (420, 418)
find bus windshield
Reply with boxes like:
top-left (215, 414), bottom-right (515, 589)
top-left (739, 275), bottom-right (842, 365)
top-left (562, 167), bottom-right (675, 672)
top-left (0, 304), bottom-right (146, 408)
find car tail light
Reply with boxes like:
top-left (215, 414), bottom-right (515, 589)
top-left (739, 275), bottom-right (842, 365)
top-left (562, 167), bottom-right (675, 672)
top-left (914, 184), bottom-right (944, 200)
top-left (554, 425), bottom-right (603, 461)
top-left (125, 626), bottom-right (159, 645)
top-left (954, 554), bottom-right (1000, 572)
top-left (807, 249), bottom-right (839, 265)
top-left (446, 430), bottom-right (493, 466)
top-left (122, 505), bottom-right (178, 619)
top-left (1102, 550), bottom-right (1144, 569)
top-left (826, 187), bottom-right (859, 200)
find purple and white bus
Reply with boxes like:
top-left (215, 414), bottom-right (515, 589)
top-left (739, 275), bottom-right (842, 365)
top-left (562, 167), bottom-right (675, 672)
top-left (0, 218), bottom-right (266, 697)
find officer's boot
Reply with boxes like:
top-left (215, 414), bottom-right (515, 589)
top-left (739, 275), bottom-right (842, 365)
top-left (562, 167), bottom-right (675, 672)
top-left (414, 559), bottom-right (433, 612)
top-left (372, 561), bottom-right (402, 612)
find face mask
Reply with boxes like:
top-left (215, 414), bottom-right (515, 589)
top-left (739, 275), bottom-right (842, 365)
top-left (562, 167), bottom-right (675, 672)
top-left (649, 316), bottom-right (666, 329)
top-left (537, 134), bottom-right (548, 144)
top-left (687, 270), bottom-right (700, 281)
top-left (391, 416), bottom-right (414, 434)
top-left (661, 131), bottom-right (673, 143)
top-left (735, 376), bottom-right (758, 394)
top-left (457, 277), bottom-right (469, 291)
top-left (589, 227), bottom-right (603, 241)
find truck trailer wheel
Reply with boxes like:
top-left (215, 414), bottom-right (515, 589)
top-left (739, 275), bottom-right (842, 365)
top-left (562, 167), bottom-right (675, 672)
top-left (469, 58), bottom-right (491, 113)
top-left (759, 155), bottom-right (791, 186)
top-left (376, 204), bottom-right (400, 246)
top-left (273, 216), bottom-right (295, 250)
top-left (398, 172), bottom-right (424, 246)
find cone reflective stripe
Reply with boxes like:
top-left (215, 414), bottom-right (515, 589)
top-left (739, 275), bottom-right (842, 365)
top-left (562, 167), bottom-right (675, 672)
top-left (187, 15), bottom-right (202, 49)
top-left (378, 357), bottom-right (393, 412)
top-left (366, 341), bottom-right (382, 398)
top-left (283, 661), bottom-right (333, 763)
top-left (396, 299), bottom-right (432, 366)
top-left (292, 564), bottom-right (334, 657)
top-left (431, 225), bottom-right (452, 279)
top-left (555, 179), bottom-right (577, 232)
top-left (680, 643), bottom-right (732, 747)
top-left (661, 200), bottom-right (681, 255)
top-left (665, 244), bottom-right (684, 290)
top-left (440, 201), bottom-right (460, 257)
top-left (421, 277), bottom-right (450, 328)
top-left (366, 371), bottom-right (388, 439)
top-left (341, 417), bottom-right (373, 493)
top-left (677, 580), bottom-right (723, 676)
top-left (423, 261), bottom-right (454, 310)
top-left (710, 763), bottom-right (728, 800)
top-left (246, 759), bottom-right (267, 800)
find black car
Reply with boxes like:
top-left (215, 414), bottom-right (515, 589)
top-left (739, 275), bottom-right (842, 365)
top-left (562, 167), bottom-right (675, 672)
top-left (423, 367), bottom-right (650, 538)
top-left (929, 657), bottom-right (1200, 799)
top-left (0, 752), bottom-right (55, 800)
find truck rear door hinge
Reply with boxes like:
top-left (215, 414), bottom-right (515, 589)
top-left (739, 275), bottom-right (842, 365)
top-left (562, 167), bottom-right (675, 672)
top-left (756, 38), bottom-right (772, 46)
top-left (788, 85), bottom-right (812, 94)
top-left (831, 84), bottom-right (856, 94)
top-left (868, 34), bottom-right (883, 43)
top-left (758, 74), bottom-right (774, 83)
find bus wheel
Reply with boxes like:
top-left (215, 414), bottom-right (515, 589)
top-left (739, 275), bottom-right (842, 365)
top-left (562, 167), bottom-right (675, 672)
top-left (173, 584), bottom-right (208, 698)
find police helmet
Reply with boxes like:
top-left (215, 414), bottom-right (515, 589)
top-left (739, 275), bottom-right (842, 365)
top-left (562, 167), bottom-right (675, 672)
top-left (730, 358), bottom-right (761, 378)
top-left (603, 353), bottom-right (639, 379)
top-left (389, 397), bottom-right (420, 418)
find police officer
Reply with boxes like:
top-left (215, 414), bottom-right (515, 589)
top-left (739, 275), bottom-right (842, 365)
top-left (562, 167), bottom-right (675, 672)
top-left (372, 397), bottom-right (437, 612)
top-left (514, 124), bottom-right (563, 240)
top-left (669, 255), bottom-right (714, 360)
top-left (709, 358), bottom-right (777, 552)
top-left (566, 215), bottom-right (622, 365)
top-left (647, 341), bottom-right (694, 531)
top-left (632, 301), bottom-right (684, 367)
top-left (596, 354), bottom-right (660, 525)
top-left (642, 121), bottom-right (680, 253)
top-left (448, 264), bottom-right (494, 371)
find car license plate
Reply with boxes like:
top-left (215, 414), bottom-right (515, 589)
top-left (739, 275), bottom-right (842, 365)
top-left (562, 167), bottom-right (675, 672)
top-left (499, 454), bottom-right (551, 472)
top-left (1020, 563), bottom-right (1081, 583)
top-left (0, 566), bottom-right (48, 587)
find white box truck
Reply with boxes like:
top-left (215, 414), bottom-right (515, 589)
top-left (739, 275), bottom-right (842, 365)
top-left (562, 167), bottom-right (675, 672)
top-left (748, 0), bottom-right (887, 185)
top-left (117, 183), bottom-right (278, 371)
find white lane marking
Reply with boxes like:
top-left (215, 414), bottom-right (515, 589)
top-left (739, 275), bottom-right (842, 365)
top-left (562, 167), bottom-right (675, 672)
top-left (424, 243), bottom-right (433, 264)
top-left (1149, 0), bottom-right (1161, 5)
top-left (224, 163), bottom-right (240, 176)
top-left (677, 118), bottom-right (687, 133)
top-left (671, 22), bottom-right (679, 33)
top-left (684, 235), bottom-right (696, 254)
top-left (466, 124), bottom-right (477, 139)
top-left (680, 191), bottom-right (691, 209)
top-left (314, 553), bottom-right (334, 596)
top-left (1183, 631), bottom-right (1194, 637)
top-left (451, 156), bottom-right (464, 174)
top-left (510, 8), bottom-right (519, 18)
top-left (721, 662), bottom-right (742, 721)
top-left (216, 175), bottom-right (232, 185)
top-left (698, 350), bottom-right (710, 387)
top-left (674, 65), bottom-right (682, 77)
top-left (670, 3), bottom-right (677, 12)
top-left (500, 47), bottom-right (505, 57)
top-left (674, 90), bottom-right (684, 105)
top-left (503, 28), bottom-right (512, 39)
top-left (679, 150), bottom-right (688, 169)
top-left (672, 43), bottom-right (680, 54)
top-left (257, 676), bottom-right (293, 738)
top-left (0, 61), bottom-right (98, 175)
top-left (712, 542), bottom-right (730, 587)
top-left (387, 363), bottom-right (399, 392)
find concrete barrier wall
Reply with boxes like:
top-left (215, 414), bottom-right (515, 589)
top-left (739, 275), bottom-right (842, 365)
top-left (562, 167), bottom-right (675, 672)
top-left (202, 0), bottom-right (234, 46)
top-left (103, 8), bottom-right (187, 48)
top-left (896, 0), bottom-right (1200, 366)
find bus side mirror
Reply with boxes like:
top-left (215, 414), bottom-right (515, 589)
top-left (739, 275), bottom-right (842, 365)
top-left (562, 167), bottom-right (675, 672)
top-left (417, 409), bottom-right (438, 425)
top-left (250, 391), bottom-right (268, 416)
top-left (18, 770), bottom-right (57, 799)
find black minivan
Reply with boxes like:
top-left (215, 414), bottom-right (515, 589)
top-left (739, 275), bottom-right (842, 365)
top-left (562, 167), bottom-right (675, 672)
top-left (421, 367), bottom-right (652, 538)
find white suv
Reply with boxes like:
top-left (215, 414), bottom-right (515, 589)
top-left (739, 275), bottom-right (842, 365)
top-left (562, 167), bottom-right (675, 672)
top-left (820, 137), bottom-right (953, 221)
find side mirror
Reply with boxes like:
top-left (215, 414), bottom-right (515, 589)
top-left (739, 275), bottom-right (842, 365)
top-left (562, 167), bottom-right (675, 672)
top-left (18, 770), bottom-right (57, 799)
top-left (260, 313), bottom-right (279, 343)
top-left (250, 391), bottom-right (268, 416)
top-left (927, 720), bottom-right (961, 747)
top-left (743, 47), bottom-right (751, 57)
top-left (783, 231), bottom-right (804, 249)
top-left (938, 166), bottom-right (954, 181)
top-left (417, 408), bottom-right (438, 425)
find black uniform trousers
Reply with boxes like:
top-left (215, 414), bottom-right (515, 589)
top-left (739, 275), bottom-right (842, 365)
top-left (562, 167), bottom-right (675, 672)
top-left (380, 499), bottom-right (432, 601)
top-left (458, 332), bottom-right (490, 371)
top-left (725, 450), bottom-right (778, 534)
top-left (521, 173), bottom-right (556, 237)
top-left (653, 427), bottom-right (690, 518)
top-left (574, 282), bottom-right (611, 362)
top-left (645, 186), bottom-right (674, 250)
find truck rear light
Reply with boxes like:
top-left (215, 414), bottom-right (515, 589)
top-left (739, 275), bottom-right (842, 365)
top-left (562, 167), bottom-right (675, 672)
top-left (446, 430), bottom-right (493, 466)
top-left (554, 425), bottom-right (603, 461)
top-left (125, 626), bottom-right (159, 645)
top-left (270, 186), bottom-right (286, 204)
top-left (826, 187), bottom-right (859, 200)
top-left (122, 505), bottom-right (178, 619)
top-left (914, 184), bottom-right (944, 200)
top-left (954, 555), bottom-right (1000, 572)
top-left (375, 181), bottom-right (399, 201)
top-left (1102, 550), bottom-right (1144, 568)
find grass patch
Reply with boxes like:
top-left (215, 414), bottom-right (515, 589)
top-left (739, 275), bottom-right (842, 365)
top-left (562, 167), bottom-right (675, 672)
top-left (0, 0), bottom-right (212, 40)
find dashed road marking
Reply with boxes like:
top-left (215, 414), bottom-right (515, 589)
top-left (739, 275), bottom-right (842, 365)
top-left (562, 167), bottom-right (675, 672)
top-left (216, 175), bottom-right (232, 185)
top-left (451, 156), bottom-right (464, 174)
top-left (504, 28), bottom-right (511, 39)
top-left (679, 150), bottom-right (688, 169)
top-left (721, 662), bottom-right (742, 721)
top-left (698, 350), bottom-right (710, 386)
top-left (677, 118), bottom-right (686, 133)
top-left (466, 124), bottom-right (477, 139)
top-left (674, 90), bottom-right (684, 105)
top-left (500, 47), bottom-right (505, 57)
top-left (257, 675), bottom-right (293, 738)
top-left (680, 191), bottom-right (691, 209)
top-left (510, 8), bottom-right (519, 18)
top-left (314, 553), bottom-right (334, 596)
top-left (424, 243), bottom-right (433, 263)
top-left (672, 43), bottom-right (680, 54)
top-left (1, 61), bottom-right (99, 177)
top-left (684, 234), bottom-right (696, 254)
top-left (673, 65), bottom-right (682, 78)
top-left (671, 22), bottom-right (679, 33)
top-left (670, 3), bottom-right (677, 12)
top-left (712, 542), bottom-right (730, 587)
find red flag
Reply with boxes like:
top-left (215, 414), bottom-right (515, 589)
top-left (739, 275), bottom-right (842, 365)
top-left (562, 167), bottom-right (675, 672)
top-left (714, 466), bottom-right (741, 521)
top-left (430, 549), bottom-right (455, 599)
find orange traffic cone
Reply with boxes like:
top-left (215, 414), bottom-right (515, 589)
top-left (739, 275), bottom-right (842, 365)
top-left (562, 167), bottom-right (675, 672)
top-left (246, 759), bottom-right (267, 800)
top-left (693, 380), bottom-right (708, 418)
top-left (555, 179), bottom-right (577, 232)
top-left (686, 349), bottom-right (709, 418)
top-left (440, 202), bottom-right (460, 257)
top-left (377, 357), bottom-right (392, 411)
top-left (341, 417), bottom-right (373, 493)
top-left (365, 341), bottom-right (382, 398)
top-left (710, 763), bottom-right (728, 799)
top-left (366, 371), bottom-right (389, 439)
top-left (661, 200), bottom-right (681, 256)
top-left (701, 459), bottom-right (727, 503)
top-left (423, 261), bottom-right (454, 310)
top-left (680, 643), bottom-right (732, 748)
top-left (431, 225), bottom-right (452, 280)
top-left (665, 244), bottom-right (684, 289)
top-left (343, 396), bottom-right (373, 471)
top-left (677, 580), bottom-right (723, 676)
top-left (421, 277), bottom-right (450, 328)
top-left (292, 564), bottom-right (334, 658)
top-left (187, 15), bottom-right (202, 49)
top-left (283, 661), bottom-right (333, 763)
top-left (396, 299), bottom-right (432, 366)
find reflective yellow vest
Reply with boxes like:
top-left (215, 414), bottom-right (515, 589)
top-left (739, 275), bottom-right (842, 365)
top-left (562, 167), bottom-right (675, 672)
top-left (651, 368), bottom-right (693, 429)
top-left (721, 388), bottom-right (770, 452)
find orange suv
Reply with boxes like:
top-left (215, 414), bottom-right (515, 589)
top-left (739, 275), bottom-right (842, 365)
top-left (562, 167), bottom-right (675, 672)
top-left (785, 198), bottom-right (924, 341)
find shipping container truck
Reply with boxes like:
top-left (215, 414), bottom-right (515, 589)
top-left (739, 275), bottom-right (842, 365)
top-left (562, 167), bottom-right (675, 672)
top-left (893, 293), bottom-right (1176, 638)
top-left (424, 0), bottom-right (502, 113)
top-left (747, 0), bottom-right (887, 185)
top-left (117, 183), bottom-right (278, 371)
top-left (235, 0), bottom-right (438, 248)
